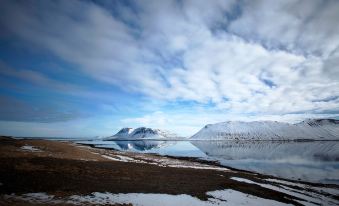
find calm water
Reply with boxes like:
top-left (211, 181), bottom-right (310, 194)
top-left (78, 140), bottom-right (339, 185)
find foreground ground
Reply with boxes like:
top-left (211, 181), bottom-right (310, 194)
top-left (0, 136), bottom-right (338, 206)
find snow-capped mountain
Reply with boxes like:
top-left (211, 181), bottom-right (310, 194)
top-left (295, 119), bottom-right (339, 138)
top-left (113, 128), bottom-right (134, 139)
top-left (105, 127), bottom-right (178, 140)
top-left (190, 119), bottom-right (339, 140)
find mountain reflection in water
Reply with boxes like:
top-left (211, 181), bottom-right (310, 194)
top-left (80, 139), bottom-right (339, 184)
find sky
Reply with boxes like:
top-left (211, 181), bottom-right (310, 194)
top-left (0, 0), bottom-right (338, 137)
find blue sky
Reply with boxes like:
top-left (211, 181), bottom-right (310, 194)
top-left (0, 0), bottom-right (338, 137)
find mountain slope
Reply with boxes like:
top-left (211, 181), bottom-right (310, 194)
top-left (295, 119), bottom-right (339, 139)
top-left (190, 119), bottom-right (339, 140)
top-left (105, 127), bottom-right (178, 140)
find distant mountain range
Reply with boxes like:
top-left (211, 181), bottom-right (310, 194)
top-left (190, 119), bottom-right (339, 140)
top-left (105, 119), bottom-right (338, 141)
top-left (105, 127), bottom-right (179, 140)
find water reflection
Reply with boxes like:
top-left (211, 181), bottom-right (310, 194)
top-left (191, 141), bottom-right (339, 161)
top-left (82, 140), bottom-right (339, 184)
top-left (114, 140), bottom-right (173, 151)
top-left (77, 140), bottom-right (206, 157)
top-left (191, 141), bottom-right (339, 184)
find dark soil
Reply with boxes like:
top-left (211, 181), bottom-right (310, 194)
top-left (1, 136), bottom-right (336, 205)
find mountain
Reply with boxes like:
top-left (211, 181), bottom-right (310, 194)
top-left (105, 127), bottom-right (179, 140)
top-left (113, 128), bottom-right (134, 139)
top-left (190, 119), bottom-right (339, 140)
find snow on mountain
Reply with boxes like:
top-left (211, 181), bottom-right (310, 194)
top-left (190, 119), bottom-right (339, 140)
top-left (113, 128), bottom-right (135, 139)
top-left (295, 119), bottom-right (339, 138)
top-left (105, 127), bottom-right (178, 140)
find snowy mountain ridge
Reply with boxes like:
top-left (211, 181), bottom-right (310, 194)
top-left (190, 119), bottom-right (339, 140)
top-left (105, 127), bottom-right (178, 140)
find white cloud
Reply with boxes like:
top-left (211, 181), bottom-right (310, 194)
top-left (1, 0), bottom-right (338, 123)
top-left (229, 0), bottom-right (339, 57)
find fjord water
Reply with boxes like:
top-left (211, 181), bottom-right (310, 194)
top-left (79, 140), bottom-right (339, 185)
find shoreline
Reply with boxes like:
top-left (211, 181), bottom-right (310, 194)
top-left (0, 136), bottom-right (338, 205)
top-left (79, 141), bottom-right (339, 188)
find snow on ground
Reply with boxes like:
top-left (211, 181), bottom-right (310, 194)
top-left (4, 190), bottom-right (290, 206)
top-left (3, 154), bottom-right (337, 206)
top-left (231, 177), bottom-right (339, 206)
top-left (101, 153), bottom-right (229, 171)
top-left (101, 154), bottom-right (138, 162)
top-left (20, 145), bottom-right (41, 152)
top-left (231, 177), bottom-right (254, 184)
top-left (139, 155), bottom-right (229, 171)
top-left (206, 190), bottom-right (289, 206)
top-left (265, 178), bottom-right (339, 196)
top-left (3, 193), bottom-right (62, 204)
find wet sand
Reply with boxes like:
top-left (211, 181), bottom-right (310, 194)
top-left (0, 136), bottom-right (338, 205)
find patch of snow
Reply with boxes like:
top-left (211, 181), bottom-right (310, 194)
top-left (78, 158), bottom-right (96, 161)
top-left (265, 178), bottom-right (339, 196)
top-left (316, 188), bottom-right (339, 196)
top-left (115, 155), bottom-right (135, 161)
top-left (136, 155), bottom-right (229, 171)
top-left (101, 154), bottom-right (146, 163)
top-left (167, 164), bottom-right (229, 171)
top-left (230, 177), bottom-right (339, 206)
top-left (5, 191), bottom-right (290, 206)
top-left (230, 177), bottom-right (255, 184)
top-left (4, 193), bottom-right (62, 204)
top-left (101, 153), bottom-right (230, 171)
top-left (265, 178), bottom-right (307, 188)
top-left (68, 192), bottom-right (203, 206)
top-left (20, 145), bottom-right (41, 152)
top-left (207, 190), bottom-right (289, 206)
top-left (102, 155), bottom-right (126, 162)
top-left (68, 191), bottom-right (289, 206)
